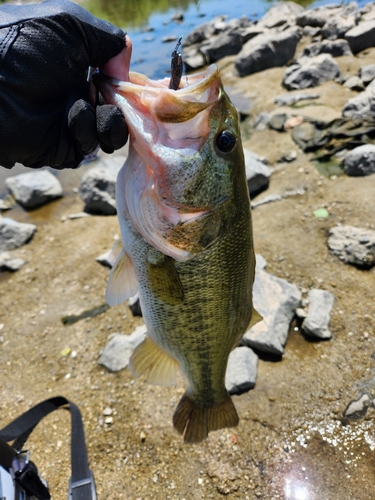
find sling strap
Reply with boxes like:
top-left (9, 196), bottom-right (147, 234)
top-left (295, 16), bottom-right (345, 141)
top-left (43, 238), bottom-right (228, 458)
top-left (0, 396), bottom-right (96, 500)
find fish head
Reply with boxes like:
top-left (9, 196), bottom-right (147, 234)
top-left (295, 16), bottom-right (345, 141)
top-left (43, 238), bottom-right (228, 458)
top-left (96, 65), bottom-right (246, 261)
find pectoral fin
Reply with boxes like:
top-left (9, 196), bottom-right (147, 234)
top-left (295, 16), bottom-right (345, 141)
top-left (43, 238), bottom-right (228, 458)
top-left (248, 307), bottom-right (263, 329)
top-left (105, 246), bottom-right (138, 306)
top-left (129, 336), bottom-right (179, 386)
top-left (147, 250), bottom-right (184, 305)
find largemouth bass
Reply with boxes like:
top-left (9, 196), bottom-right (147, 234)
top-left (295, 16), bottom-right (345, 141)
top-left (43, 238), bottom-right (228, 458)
top-left (96, 64), bottom-right (260, 443)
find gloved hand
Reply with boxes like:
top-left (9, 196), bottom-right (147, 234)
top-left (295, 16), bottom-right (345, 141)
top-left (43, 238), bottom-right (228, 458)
top-left (0, 0), bottom-right (130, 170)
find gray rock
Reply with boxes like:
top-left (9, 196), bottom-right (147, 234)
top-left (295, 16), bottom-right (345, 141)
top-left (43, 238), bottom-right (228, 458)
top-left (79, 155), bottom-right (125, 215)
top-left (253, 112), bottom-right (271, 131)
top-left (162, 35), bottom-right (177, 43)
top-left (342, 144), bottom-right (375, 176)
top-left (328, 225), bottom-right (375, 268)
top-left (182, 47), bottom-right (206, 71)
top-left (342, 84), bottom-right (375, 119)
top-left (257, 2), bottom-right (304, 29)
top-left (343, 76), bottom-right (365, 91)
top-left (0, 252), bottom-right (25, 272)
top-left (296, 5), bottom-right (341, 28)
top-left (98, 325), bottom-right (146, 372)
top-left (344, 393), bottom-right (372, 421)
top-left (303, 26), bottom-right (321, 37)
top-left (321, 6), bottom-right (359, 40)
top-left (242, 269), bottom-right (302, 355)
top-left (268, 113), bottom-right (288, 131)
top-left (345, 20), bottom-right (375, 54)
top-left (235, 27), bottom-right (301, 77)
top-left (238, 25), bottom-right (267, 45)
top-left (283, 54), bottom-right (341, 90)
top-left (171, 12), bottom-right (183, 23)
top-left (96, 249), bottom-right (117, 268)
top-left (0, 195), bottom-right (15, 211)
top-left (302, 289), bottom-right (334, 339)
top-left (302, 39), bottom-right (352, 57)
top-left (244, 148), bottom-right (272, 197)
top-left (225, 346), bottom-right (258, 395)
top-left (274, 92), bottom-right (320, 106)
top-left (255, 254), bottom-right (267, 271)
top-left (277, 150), bottom-right (298, 163)
top-left (359, 64), bottom-right (375, 85)
top-left (183, 15), bottom-right (227, 46)
top-left (200, 31), bottom-right (242, 63)
top-left (5, 169), bottom-right (63, 209)
top-left (0, 217), bottom-right (36, 252)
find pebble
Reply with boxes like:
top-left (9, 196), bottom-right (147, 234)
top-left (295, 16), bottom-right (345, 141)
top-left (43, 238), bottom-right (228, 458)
top-left (302, 289), bottom-right (335, 339)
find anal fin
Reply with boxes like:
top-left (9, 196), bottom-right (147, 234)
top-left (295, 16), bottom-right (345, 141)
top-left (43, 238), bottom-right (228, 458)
top-left (173, 392), bottom-right (239, 444)
top-left (129, 336), bottom-right (179, 386)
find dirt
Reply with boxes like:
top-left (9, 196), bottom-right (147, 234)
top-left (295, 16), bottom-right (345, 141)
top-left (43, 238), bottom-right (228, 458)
top-left (1, 46), bottom-right (375, 500)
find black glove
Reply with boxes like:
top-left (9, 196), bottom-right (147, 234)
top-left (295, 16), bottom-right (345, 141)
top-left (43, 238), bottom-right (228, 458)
top-left (0, 0), bottom-right (129, 170)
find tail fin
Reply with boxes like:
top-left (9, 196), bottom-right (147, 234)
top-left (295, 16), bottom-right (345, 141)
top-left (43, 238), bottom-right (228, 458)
top-left (173, 392), bottom-right (239, 444)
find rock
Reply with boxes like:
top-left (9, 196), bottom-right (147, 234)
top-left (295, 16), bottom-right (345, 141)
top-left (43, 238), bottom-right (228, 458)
top-left (129, 294), bottom-right (142, 317)
top-left (345, 20), bottom-right (375, 54)
top-left (255, 254), bottom-right (267, 271)
top-left (225, 89), bottom-right (252, 119)
top-left (302, 289), bottom-right (334, 339)
top-left (257, 2), bottom-right (304, 29)
top-left (162, 35), bottom-right (177, 43)
top-left (171, 12), bottom-right (183, 23)
top-left (296, 5), bottom-right (341, 28)
top-left (182, 47), bottom-right (206, 71)
top-left (343, 76), bottom-right (365, 91)
top-left (96, 249), bottom-right (117, 268)
top-left (235, 27), bottom-right (300, 77)
top-left (268, 113), bottom-right (288, 131)
top-left (283, 54), bottom-right (341, 90)
top-left (303, 26), bottom-right (321, 37)
top-left (342, 144), bottom-right (375, 176)
top-left (342, 83), bottom-right (375, 119)
top-left (242, 269), bottom-right (301, 355)
top-left (302, 39), bottom-right (352, 57)
top-left (79, 155), bottom-right (125, 215)
top-left (0, 195), bottom-right (15, 211)
top-left (359, 64), bottom-right (375, 85)
top-left (183, 15), bottom-right (227, 47)
top-left (328, 225), bottom-right (375, 268)
top-left (200, 31), bottom-right (242, 63)
top-left (321, 5), bottom-right (359, 40)
top-left (98, 325), bottom-right (147, 372)
top-left (274, 92), bottom-right (320, 106)
top-left (0, 252), bottom-right (25, 272)
top-left (277, 150), bottom-right (298, 163)
top-left (0, 217), bottom-right (36, 252)
top-left (253, 112), bottom-right (271, 131)
top-left (238, 25), bottom-right (266, 45)
top-left (5, 169), bottom-right (63, 209)
top-left (243, 148), bottom-right (272, 197)
top-left (225, 347), bottom-right (258, 395)
top-left (344, 393), bottom-right (372, 421)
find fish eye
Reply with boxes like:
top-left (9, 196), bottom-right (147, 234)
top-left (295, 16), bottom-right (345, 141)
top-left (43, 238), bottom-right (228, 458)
top-left (216, 131), bottom-right (236, 154)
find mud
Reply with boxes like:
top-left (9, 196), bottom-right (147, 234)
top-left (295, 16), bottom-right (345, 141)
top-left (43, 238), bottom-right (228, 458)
top-left (1, 50), bottom-right (375, 499)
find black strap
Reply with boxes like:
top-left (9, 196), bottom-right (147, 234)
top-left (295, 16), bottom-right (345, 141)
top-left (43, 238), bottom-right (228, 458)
top-left (0, 396), bottom-right (96, 500)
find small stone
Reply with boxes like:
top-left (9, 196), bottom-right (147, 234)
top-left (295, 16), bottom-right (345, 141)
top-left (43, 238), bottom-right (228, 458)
top-left (225, 346), bottom-right (258, 395)
top-left (103, 407), bottom-right (113, 416)
top-left (344, 393), bottom-right (371, 421)
top-left (98, 325), bottom-right (147, 372)
top-left (104, 416), bottom-right (113, 425)
top-left (328, 225), bottom-right (375, 268)
top-left (0, 252), bottom-right (25, 272)
top-left (5, 169), bottom-right (63, 209)
top-left (140, 431), bottom-right (147, 441)
top-left (0, 218), bottom-right (36, 252)
top-left (302, 289), bottom-right (335, 339)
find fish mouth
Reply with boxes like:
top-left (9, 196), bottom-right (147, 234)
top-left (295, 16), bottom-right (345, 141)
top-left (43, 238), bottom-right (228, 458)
top-left (96, 65), bottom-right (225, 261)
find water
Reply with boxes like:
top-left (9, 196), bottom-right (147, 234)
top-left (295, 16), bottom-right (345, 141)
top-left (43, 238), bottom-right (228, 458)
top-left (80, 0), bottom-right (371, 79)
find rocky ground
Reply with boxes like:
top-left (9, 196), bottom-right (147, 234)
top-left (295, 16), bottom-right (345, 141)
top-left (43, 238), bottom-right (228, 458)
top-left (1, 3), bottom-right (375, 499)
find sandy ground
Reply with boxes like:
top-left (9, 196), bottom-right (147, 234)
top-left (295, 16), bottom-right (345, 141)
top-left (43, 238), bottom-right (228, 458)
top-left (1, 46), bottom-right (375, 499)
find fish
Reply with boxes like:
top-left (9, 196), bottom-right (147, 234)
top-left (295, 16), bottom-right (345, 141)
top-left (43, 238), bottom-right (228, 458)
top-left (95, 63), bottom-right (261, 443)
